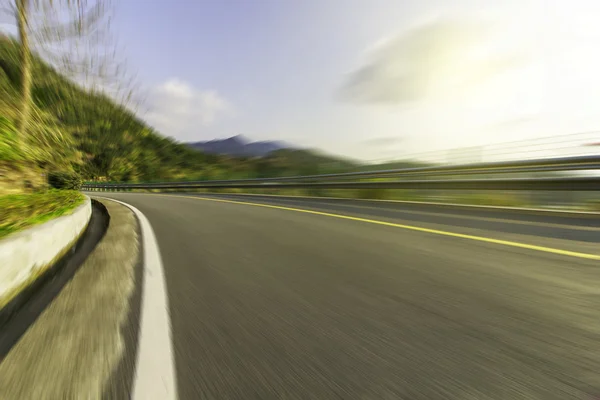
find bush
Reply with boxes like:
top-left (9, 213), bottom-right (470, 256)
top-left (48, 171), bottom-right (82, 190)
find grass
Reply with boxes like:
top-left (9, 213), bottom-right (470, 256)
top-left (586, 200), bottom-right (600, 212)
top-left (0, 190), bottom-right (85, 239)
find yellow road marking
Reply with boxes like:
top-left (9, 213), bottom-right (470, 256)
top-left (200, 192), bottom-right (600, 231)
top-left (150, 193), bottom-right (600, 261)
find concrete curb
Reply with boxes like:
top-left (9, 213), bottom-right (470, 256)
top-left (0, 196), bottom-right (92, 309)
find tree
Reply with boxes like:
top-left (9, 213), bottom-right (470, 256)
top-left (15, 0), bottom-right (30, 138)
top-left (2, 0), bottom-right (134, 138)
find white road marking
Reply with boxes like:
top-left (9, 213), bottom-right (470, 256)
top-left (100, 197), bottom-right (178, 400)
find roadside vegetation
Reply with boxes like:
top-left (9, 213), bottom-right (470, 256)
top-left (0, 190), bottom-right (84, 239)
top-left (2, 0), bottom-right (597, 232)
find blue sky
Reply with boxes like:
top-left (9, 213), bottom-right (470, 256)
top-left (3, 0), bottom-right (600, 161)
top-left (114, 0), bottom-right (427, 160)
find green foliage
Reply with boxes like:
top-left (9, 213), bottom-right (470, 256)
top-left (0, 190), bottom-right (84, 239)
top-left (0, 116), bottom-right (23, 161)
top-left (23, 109), bottom-right (79, 167)
top-left (48, 171), bottom-right (82, 190)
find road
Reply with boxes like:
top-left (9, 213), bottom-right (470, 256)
top-left (101, 192), bottom-right (600, 399)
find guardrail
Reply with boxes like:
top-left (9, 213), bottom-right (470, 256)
top-left (82, 155), bottom-right (600, 192)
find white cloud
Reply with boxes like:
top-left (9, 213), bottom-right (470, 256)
top-left (338, 18), bottom-right (530, 105)
top-left (144, 78), bottom-right (231, 140)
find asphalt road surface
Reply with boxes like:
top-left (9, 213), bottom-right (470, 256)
top-left (99, 192), bottom-right (600, 400)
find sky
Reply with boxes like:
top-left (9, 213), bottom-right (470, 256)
top-left (4, 0), bottom-right (600, 162)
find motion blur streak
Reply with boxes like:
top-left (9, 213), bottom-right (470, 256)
top-left (96, 192), bottom-right (600, 399)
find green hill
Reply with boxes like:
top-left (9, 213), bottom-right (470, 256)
top-left (254, 148), bottom-right (359, 177)
top-left (0, 35), bottom-right (225, 190)
top-left (0, 35), bottom-right (365, 191)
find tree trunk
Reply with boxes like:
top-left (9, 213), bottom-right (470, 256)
top-left (16, 0), bottom-right (32, 139)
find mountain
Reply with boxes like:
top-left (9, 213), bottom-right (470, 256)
top-left (187, 135), bottom-right (288, 157)
top-left (246, 140), bottom-right (289, 157)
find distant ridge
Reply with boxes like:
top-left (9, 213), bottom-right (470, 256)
top-left (187, 135), bottom-right (290, 157)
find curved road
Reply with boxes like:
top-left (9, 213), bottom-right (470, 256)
top-left (101, 192), bottom-right (600, 400)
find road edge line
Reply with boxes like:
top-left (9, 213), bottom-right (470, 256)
top-left (98, 197), bottom-right (178, 400)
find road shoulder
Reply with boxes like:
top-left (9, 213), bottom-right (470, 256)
top-left (0, 199), bottom-right (140, 399)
